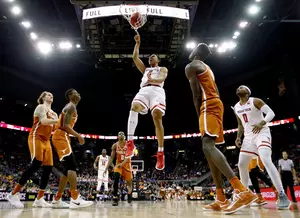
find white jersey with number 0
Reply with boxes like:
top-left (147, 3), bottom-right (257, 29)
top-left (140, 67), bottom-right (164, 88)
top-left (98, 155), bottom-right (110, 171)
top-left (234, 97), bottom-right (270, 138)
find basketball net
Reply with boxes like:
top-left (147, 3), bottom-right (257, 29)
top-left (120, 5), bottom-right (148, 31)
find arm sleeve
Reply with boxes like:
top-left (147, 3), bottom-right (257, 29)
top-left (278, 159), bottom-right (282, 167)
top-left (261, 104), bottom-right (275, 123)
top-left (290, 160), bottom-right (294, 168)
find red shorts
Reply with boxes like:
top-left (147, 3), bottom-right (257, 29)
top-left (199, 98), bottom-right (224, 144)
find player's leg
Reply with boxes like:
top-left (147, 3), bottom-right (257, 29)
top-left (203, 156), bottom-right (230, 211)
top-left (7, 137), bottom-right (43, 208)
top-left (237, 152), bottom-right (253, 188)
top-left (150, 90), bottom-right (166, 170)
top-left (123, 169), bottom-right (133, 203)
top-left (97, 171), bottom-right (103, 192)
top-left (249, 167), bottom-right (267, 206)
top-left (126, 90), bottom-right (149, 158)
top-left (32, 141), bottom-right (53, 208)
top-left (257, 144), bottom-right (291, 209)
top-left (112, 171), bottom-right (121, 206)
top-left (287, 174), bottom-right (297, 202)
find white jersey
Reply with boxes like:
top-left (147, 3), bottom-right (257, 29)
top-left (140, 67), bottom-right (164, 88)
top-left (98, 155), bottom-right (110, 171)
top-left (234, 97), bottom-right (270, 138)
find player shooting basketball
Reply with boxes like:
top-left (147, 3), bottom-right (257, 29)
top-left (125, 32), bottom-right (168, 171)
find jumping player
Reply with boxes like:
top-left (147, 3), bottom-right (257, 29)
top-left (104, 132), bottom-right (133, 206)
top-left (125, 32), bottom-right (168, 170)
top-left (7, 92), bottom-right (58, 208)
top-left (234, 85), bottom-right (291, 209)
top-left (51, 89), bottom-right (93, 209)
top-left (94, 149), bottom-right (113, 192)
top-left (185, 43), bottom-right (257, 214)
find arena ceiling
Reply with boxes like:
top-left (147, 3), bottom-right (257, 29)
top-left (0, 0), bottom-right (299, 135)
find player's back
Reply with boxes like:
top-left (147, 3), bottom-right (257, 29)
top-left (116, 142), bottom-right (131, 170)
top-left (234, 97), bottom-right (269, 137)
top-left (54, 104), bottom-right (78, 137)
top-left (29, 106), bottom-right (56, 141)
top-left (98, 155), bottom-right (109, 171)
top-left (195, 61), bottom-right (219, 101)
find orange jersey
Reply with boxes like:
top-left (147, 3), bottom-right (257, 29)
top-left (116, 142), bottom-right (131, 170)
top-left (54, 110), bottom-right (78, 137)
top-left (29, 109), bottom-right (57, 141)
top-left (197, 63), bottom-right (219, 101)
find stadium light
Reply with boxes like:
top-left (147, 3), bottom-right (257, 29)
top-left (11, 5), bottom-right (21, 15)
top-left (233, 35), bottom-right (238, 39)
top-left (76, 44), bottom-right (81, 48)
top-left (59, 41), bottom-right (73, 50)
top-left (37, 41), bottom-right (52, 55)
top-left (239, 21), bottom-right (248, 28)
top-left (234, 31), bottom-right (240, 36)
top-left (255, 0), bottom-right (261, 2)
top-left (217, 47), bottom-right (227, 53)
top-left (214, 44), bottom-right (218, 48)
top-left (186, 42), bottom-right (196, 50)
top-left (248, 5), bottom-right (260, 15)
top-left (30, 32), bottom-right (38, 40)
top-left (209, 44), bottom-right (214, 48)
top-left (6, 0), bottom-right (15, 2)
top-left (21, 21), bottom-right (31, 29)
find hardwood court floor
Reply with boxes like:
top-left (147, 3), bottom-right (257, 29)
top-left (0, 200), bottom-right (299, 218)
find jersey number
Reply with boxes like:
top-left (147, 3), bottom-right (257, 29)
top-left (102, 161), bottom-right (106, 166)
top-left (242, 114), bottom-right (248, 123)
top-left (121, 155), bottom-right (125, 160)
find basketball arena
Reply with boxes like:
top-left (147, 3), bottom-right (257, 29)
top-left (0, 0), bottom-right (300, 217)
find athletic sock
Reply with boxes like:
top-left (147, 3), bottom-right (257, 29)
top-left (71, 189), bottom-right (79, 200)
top-left (54, 191), bottom-right (63, 201)
top-left (216, 188), bottom-right (226, 202)
top-left (12, 183), bottom-right (22, 195)
top-left (127, 111), bottom-right (138, 140)
top-left (158, 147), bottom-right (164, 152)
top-left (37, 190), bottom-right (45, 200)
top-left (230, 176), bottom-right (247, 192)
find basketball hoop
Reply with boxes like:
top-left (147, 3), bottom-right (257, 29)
top-left (120, 4), bottom-right (148, 31)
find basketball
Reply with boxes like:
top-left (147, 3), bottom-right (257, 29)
top-left (130, 12), bottom-right (141, 28)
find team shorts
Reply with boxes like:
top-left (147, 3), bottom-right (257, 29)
top-left (28, 135), bottom-right (53, 166)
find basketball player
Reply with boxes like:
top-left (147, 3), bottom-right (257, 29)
top-left (7, 92), bottom-right (58, 208)
top-left (125, 32), bottom-right (168, 170)
top-left (104, 131), bottom-right (133, 206)
top-left (94, 149), bottom-right (113, 193)
top-left (248, 156), bottom-right (278, 206)
top-left (51, 89), bottom-right (93, 209)
top-left (185, 43), bottom-right (257, 214)
top-left (234, 85), bottom-right (291, 209)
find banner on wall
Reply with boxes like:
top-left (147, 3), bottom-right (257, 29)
top-left (260, 186), bottom-right (300, 201)
top-left (0, 191), bottom-right (54, 201)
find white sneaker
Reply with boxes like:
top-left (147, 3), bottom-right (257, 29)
top-left (69, 195), bottom-right (93, 209)
top-left (51, 198), bottom-right (70, 208)
top-left (6, 192), bottom-right (24, 209)
top-left (32, 198), bottom-right (52, 208)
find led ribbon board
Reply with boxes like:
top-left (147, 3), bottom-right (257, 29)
top-left (82, 5), bottom-right (190, 20)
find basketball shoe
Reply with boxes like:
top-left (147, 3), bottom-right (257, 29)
top-left (277, 192), bottom-right (291, 210)
top-left (203, 199), bottom-right (230, 211)
top-left (125, 140), bottom-right (135, 158)
top-left (223, 189), bottom-right (257, 214)
top-left (250, 193), bottom-right (267, 206)
top-left (6, 192), bottom-right (24, 209)
top-left (32, 197), bottom-right (52, 208)
top-left (51, 198), bottom-right (70, 208)
top-left (69, 195), bottom-right (93, 209)
top-left (152, 151), bottom-right (165, 170)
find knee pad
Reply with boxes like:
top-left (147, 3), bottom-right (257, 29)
top-left (62, 154), bottom-right (77, 176)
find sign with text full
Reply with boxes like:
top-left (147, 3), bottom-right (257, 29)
top-left (260, 186), bottom-right (300, 202)
top-left (82, 5), bottom-right (189, 20)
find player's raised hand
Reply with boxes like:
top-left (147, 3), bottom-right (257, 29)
top-left (134, 32), bottom-right (140, 43)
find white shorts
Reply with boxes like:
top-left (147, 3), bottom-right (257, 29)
top-left (241, 130), bottom-right (272, 157)
top-left (132, 86), bottom-right (166, 116)
top-left (98, 170), bottom-right (108, 182)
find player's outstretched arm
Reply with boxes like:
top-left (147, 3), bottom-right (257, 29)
top-left (35, 105), bottom-right (58, 125)
top-left (185, 66), bottom-right (202, 117)
top-left (104, 144), bottom-right (116, 173)
top-left (94, 155), bottom-right (100, 169)
top-left (133, 32), bottom-right (146, 74)
top-left (234, 111), bottom-right (244, 147)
